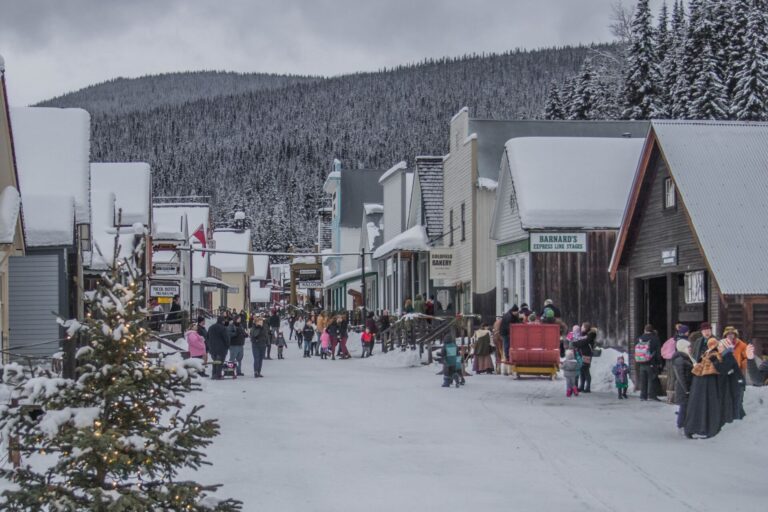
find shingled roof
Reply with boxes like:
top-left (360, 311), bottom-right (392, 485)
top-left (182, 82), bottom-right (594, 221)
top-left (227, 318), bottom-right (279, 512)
top-left (414, 156), bottom-right (444, 240)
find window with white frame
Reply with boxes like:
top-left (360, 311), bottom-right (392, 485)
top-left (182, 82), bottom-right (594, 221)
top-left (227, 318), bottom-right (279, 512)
top-left (664, 178), bottom-right (676, 209)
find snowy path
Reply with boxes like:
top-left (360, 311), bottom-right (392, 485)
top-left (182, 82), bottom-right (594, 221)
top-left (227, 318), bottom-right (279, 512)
top-left (188, 337), bottom-right (766, 512)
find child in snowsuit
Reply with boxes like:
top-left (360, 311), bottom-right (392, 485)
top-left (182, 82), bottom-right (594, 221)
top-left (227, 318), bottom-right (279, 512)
top-left (361, 327), bottom-right (374, 358)
top-left (276, 332), bottom-right (287, 360)
top-left (320, 330), bottom-right (331, 359)
top-left (562, 349), bottom-right (580, 397)
top-left (302, 321), bottom-right (315, 357)
top-left (612, 355), bottom-right (630, 399)
top-left (440, 335), bottom-right (461, 388)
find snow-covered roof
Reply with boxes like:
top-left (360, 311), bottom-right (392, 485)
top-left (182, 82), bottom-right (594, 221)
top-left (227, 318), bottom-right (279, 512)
top-left (612, 121), bottom-right (768, 295)
top-left (323, 267), bottom-right (375, 289)
top-left (322, 170), bottom-right (341, 193)
top-left (0, 186), bottom-right (21, 244)
top-left (250, 281), bottom-right (272, 303)
top-left (11, 107), bottom-right (91, 246)
top-left (363, 203), bottom-right (383, 215)
top-left (211, 229), bottom-right (251, 273)
top-left (505, 137), bottom-right (645, 229)
top-left (23, 194), bottom-right (74, 246)
top-left (477, 177), bottom-right (498, 191)
top-left (252, 254), bottom-right (270, 280)
top-left (89, 163), bottom-right (150, 269)
top-left (372, 225), bottom-right (430, 259)
top-left (378, 161), bottom-right (407, 184)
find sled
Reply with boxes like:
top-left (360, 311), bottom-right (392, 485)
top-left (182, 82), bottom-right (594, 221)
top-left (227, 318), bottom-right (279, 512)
top-left (508, 323), bottom-right (560, 380)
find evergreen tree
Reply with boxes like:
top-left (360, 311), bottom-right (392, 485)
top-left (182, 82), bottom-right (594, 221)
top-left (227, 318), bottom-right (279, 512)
top-left (543, 79), bottom-right (565, 119)
top-left (569, 59), bottom-right (598, 120)
top-left (0, 235), bottom-right (241, 511)
top-left (561, 76), bottom-right (578, 119)
top-left (731, 0), bottom-right (768, 120)
top-left (689, 39), bottom-right (729, 119)
top-left (654, 1), bottom-right (672, 117)
top-left (666, 0), bottom-right (688, 118)
top-left (622, 0), bottom-right (660, 119)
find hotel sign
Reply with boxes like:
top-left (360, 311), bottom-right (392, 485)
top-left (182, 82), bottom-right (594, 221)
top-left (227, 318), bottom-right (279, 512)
top-left (530, 233), bottom-right (587, 253)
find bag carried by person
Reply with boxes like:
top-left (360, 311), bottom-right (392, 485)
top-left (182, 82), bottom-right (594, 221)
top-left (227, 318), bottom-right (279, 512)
top-left (661, 337), bottom-right (677, 360)
top-left (634, 339), bottom-right (653, 363)
top-left (692, 354), bottom-right (719, 377)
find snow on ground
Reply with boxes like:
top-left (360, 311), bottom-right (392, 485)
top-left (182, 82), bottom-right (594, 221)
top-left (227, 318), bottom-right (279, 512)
top-left (1, 325), bottom-right (765, 511)
top-left (178, 329), bottom-right (766, 512)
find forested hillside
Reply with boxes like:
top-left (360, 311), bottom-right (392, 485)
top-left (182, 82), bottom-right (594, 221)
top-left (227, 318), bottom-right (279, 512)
top-left (44, 45), bottom-right (606, 250)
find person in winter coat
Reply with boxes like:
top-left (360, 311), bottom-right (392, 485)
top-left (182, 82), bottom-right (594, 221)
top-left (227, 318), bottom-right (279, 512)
top-left (185, 324), bottom-right (208, 377)
top-left (325, 317), bottom-right (339, 360)
top-left (288, 314), bottom-right (297, 341)
top-left (612, 355), bottom-right (630, 399)
top-left (301, 320), bottom-right (315, 358)
top-left (314, 313), bottom-right (327, 356)
top-left (746, 343), bottom-right (768, 386)
top-left (403, 298), bottom-right (414, 314)
top-left (692, 322), bottom-right (717, 363)
top-left (715, 339), bottom-right (746, 425)
top-left (294, 316), bottom-right (305, 349)
top-left (440, 333), bottom-right (461, 388)
top-left (472, 323), bottom-right (495, 374)
top-left (664, 325), bottom-right (691, 402)
top-left (166, 295), bottom-right (182, 325)
top-left (320, 329), bottom-right (332, 359)
top-left (562, 350), bottom-right (580, 397)
top-left (379, 310), bottom-right (391, 352)
top-left (250, 316), bottom-right (270, 378)
top-left (227, 316), bottom-right (247, 376)
top-left (721, 326), bottom-right (748, 374)
top-left (635, 324), bottom-right (662, 401)
top-left (413, 294), bottom-right (425, 314)
top-left (499, 305), bottom-right (520, 363)
top-left (337, 314), bottom-right (350, 359)
top-left (684, 338), bottom-right (723, 438)
top-left (361, 327), bottom-right (374, 358)
top-left (207, 316), bottom-right (231, 380)
top-left (671, 339), bottom-right (695, 435)
top-left (574, 322), bottom-right (596, 393)
top-left (365, 312), bottom-right (378, 356)
top-left (267, 310), bottom-right (281, 359)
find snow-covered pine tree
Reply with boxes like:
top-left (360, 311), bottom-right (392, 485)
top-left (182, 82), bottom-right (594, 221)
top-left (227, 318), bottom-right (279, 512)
top-left (653, 1), bottom-right (672, 117)
top-left (622, 0), bottom-right (660, 119)
top-left (568, 59), bottom-right (598, 120)
top-left (0, 234), bottom-right (241, 510)
top-left (731, 0), bottom-right (768, 120)
top-left (543, 79), bottom-right (565, 119)
top-left (561, 76), bottom-right (578, 118)
top-left (689, 39), bottom-right (729, 119)
top-left (666, 0), bottom-right (689, 118)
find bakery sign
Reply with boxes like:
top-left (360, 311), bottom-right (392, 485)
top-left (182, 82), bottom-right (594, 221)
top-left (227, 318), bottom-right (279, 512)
top-left (530, 233), bottom-right (587, 253)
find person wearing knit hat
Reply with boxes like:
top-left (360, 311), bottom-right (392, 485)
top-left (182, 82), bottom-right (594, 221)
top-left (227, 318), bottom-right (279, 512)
top-left (721, 326), bottom-right (748, 374)
top-left (499, 305), bottom-right (521, 363)
top-left (612, 355), bottom-right (630, 399)
top-left (671, 339), bottom-right (694, 435)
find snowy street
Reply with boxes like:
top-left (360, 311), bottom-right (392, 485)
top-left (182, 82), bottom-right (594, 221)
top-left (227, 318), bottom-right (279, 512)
top-left (187, 333), bottom-right (767, 512)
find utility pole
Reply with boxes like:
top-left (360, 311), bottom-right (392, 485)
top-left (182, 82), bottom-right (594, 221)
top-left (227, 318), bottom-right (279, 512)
top-left (360, 247), bottom-right (366, 328)
top-left (189, 246), bottom-right (194, 321)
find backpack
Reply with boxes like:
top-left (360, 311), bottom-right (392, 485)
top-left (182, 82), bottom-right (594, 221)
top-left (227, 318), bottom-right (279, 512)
top-left (634, 338), bottom-right (653, 363)
top-left (661, 337), bottom-right (677, 360)
top-left (444, 343), bottom-right (459, 367)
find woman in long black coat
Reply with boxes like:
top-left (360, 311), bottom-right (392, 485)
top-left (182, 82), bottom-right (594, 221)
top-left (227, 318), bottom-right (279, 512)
top-left (671, 339), bottom-right (694, 434)
top-left (684, 339), bottom-right (723, 439)
top-left (714, 341), bottom-right (746, 425)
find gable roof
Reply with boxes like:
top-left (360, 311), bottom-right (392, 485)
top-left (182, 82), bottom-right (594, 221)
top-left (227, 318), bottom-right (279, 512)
top-left (504, 137), bottom-right (645, 229)
top-left (468, 119), bottom-right (650, 180)
top-left (413, 156), bottom-right (444, 239)
top-left (610, 120), bottom-right (768, 295)
top-left (339, 169), bottom-right (385, 228)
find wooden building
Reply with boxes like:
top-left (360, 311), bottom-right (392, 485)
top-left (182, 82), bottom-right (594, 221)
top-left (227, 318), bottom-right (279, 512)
top-left (491, 137), bottom-right (645, 345)
top-left (610, 121), bottom-right (768, 355)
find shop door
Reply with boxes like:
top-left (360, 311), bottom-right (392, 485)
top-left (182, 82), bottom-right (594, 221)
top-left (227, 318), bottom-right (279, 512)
top-left (644, 276), bottom-right (668, 339)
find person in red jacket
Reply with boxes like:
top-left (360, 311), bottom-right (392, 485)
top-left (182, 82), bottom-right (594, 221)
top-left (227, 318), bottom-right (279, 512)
top-left (361, 327), bottom-right (374, 358)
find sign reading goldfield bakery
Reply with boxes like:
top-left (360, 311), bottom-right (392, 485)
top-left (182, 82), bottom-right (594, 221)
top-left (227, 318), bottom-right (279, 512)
top-left (430, 249), bottom-right (454, 280)
top-left (530, 233), bottom-right (587, 253)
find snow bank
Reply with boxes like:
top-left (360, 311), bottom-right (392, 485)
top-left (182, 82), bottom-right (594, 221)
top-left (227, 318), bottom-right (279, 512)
top-left (587, 347), bottom-right (635, 393)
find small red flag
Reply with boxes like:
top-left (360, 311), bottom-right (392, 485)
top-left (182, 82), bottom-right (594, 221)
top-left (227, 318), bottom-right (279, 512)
top-left (191, 224), bottom-right (206, 257)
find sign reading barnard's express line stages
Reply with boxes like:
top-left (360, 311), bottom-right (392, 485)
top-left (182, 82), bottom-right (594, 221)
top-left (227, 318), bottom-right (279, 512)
top-left (429, 249), bottom-right (453, 280)
top-left (530, 233), bottom-right (587, 253)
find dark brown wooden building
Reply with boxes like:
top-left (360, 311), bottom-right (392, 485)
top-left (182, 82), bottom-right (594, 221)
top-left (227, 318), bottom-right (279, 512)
top-left (491, 136), bottom-right (647, 346)
top-left (610, 120), bottom-right (768, 356)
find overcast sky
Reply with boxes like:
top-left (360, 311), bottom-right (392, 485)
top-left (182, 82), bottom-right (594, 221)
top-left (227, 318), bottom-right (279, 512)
top-left (0, 0), bottom-right (642, 106)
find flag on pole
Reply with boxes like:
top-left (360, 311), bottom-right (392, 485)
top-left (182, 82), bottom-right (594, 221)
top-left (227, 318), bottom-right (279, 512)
top-left (191, 224), bottom-right (206, 257)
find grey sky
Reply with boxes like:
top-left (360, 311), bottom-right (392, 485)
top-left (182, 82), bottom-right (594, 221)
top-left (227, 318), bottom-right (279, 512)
top-left (1, 0), bottom-right (636, 106)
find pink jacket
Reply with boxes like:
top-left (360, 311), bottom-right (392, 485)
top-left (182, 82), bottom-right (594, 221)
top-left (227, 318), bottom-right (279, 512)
top-left (186, 330), bottom-right (207, 358)
top-left (320, 331), bottom-right (331, 349)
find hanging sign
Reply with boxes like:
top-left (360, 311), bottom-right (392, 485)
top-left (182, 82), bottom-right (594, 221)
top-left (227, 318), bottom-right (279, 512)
top-left (153, 262), bottom-right (179, 276)
top-left (429, 249), bottom-right (454, 280)
top-left (149, 284), bottom-right (179, 298)
top-left (530, 233), bottom-right (587, 252)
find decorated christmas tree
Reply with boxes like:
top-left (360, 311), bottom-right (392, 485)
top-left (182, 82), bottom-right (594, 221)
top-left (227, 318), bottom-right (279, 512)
top-left (0, 231), bottom-right (241, 510)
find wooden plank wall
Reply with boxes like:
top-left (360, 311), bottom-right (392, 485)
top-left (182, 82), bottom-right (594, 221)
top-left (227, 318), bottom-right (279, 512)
top-left (530, 230), bottom-right (627, 346)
